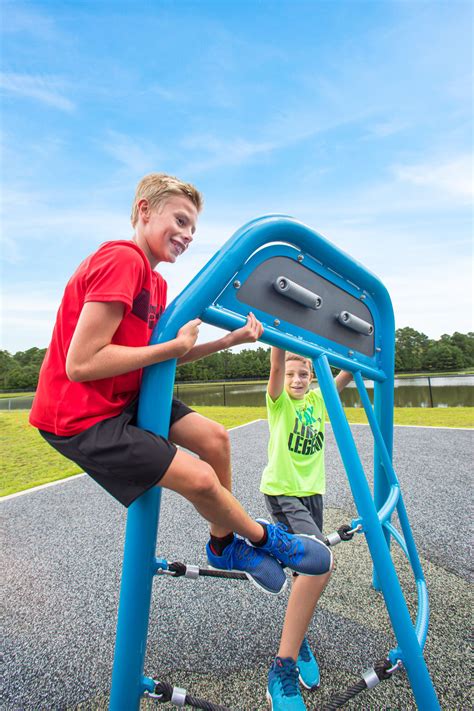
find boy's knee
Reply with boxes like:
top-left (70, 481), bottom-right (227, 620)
top-left (203, 423), bottom-right (230, 459)
top-left (192, 462), bottom-right (220, 498)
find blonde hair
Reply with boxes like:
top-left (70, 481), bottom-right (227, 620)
top-left (285, 352), bottom-right (313, 373)
top-left (131, 173), bottom-right (203, 227)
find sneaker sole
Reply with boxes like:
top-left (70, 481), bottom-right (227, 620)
top-left (207, 565), bottom-right (287, 596)
top-left (299, 673), bottom-right (320, 690)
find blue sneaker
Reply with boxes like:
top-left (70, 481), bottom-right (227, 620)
top-left (298, 638), bottom-right (320, 690)
top-left (250, 520), bottom-right (333, 576)
top-left (206, 535), bottom-right (287, 595)
top-left (267, 657), bottom-right (306, 710)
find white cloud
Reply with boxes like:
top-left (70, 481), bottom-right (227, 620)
top-left (366, 119), bottom-right (410, 138)
top-left (386, 255), bottom-right (473, 338)
top-left (180, 101), bottom-right (375, 175)
top-left (0, 284), bottom-right (63, 351)
top-left (0, 72), bottom-right (75, 111)
top-left (101, 131), bottom-right (163, 175)
top-left (0, 187), bottom-right (131, 264)
top-left (181, 134), bottom-right (276, 173)
top-left (1, 3), bottom-right (59, 41)
top-left (394, 154), bottom-right (473, 200)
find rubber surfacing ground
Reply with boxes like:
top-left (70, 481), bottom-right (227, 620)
top-left (1, 421), bottom-right (471, 710)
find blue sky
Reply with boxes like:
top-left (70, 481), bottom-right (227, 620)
top-left (1, 0), bottom-right (472, 353)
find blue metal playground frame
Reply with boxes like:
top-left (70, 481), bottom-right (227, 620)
top-left (108, 215), bottom-right (440, 710)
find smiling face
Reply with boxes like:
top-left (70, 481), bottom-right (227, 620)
top-left (284, 358), bottom-right (313, 400)
top-left (135, 195), bottom-right (198, 267)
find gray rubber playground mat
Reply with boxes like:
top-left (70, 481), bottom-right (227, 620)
top-left (1, 421), bottom-right (472, 710)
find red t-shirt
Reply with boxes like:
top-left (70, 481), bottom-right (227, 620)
top-left (30, 240), bottom-right (167, 436)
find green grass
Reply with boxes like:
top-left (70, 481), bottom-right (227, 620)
top-left (0, 412), bottom-right (82, 496)
top-left (395, 370), bottom-right (474, 378)
top-left (195, 406), bottom-right (474, 429)
top-left (1, 407), bottom-right (472, 498)
top-left (0, 392), bottom-right (35, 399)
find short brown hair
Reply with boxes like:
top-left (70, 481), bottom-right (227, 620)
top-left (285, 352), bottom-right (313, 373)
top-left (131, 173), bottom-right (203, 227)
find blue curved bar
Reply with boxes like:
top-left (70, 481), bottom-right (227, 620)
top-left (384, 521), bottom-right (430, 649)
top-left (384, 521), bottom-right (409, 557)
top-left (416, 580), bottom-right (430, 648)
top-left (377, 485), bottom-right (400, 525)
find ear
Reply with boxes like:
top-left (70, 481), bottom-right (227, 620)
top-left (138, 199), bottom-right (150, 221)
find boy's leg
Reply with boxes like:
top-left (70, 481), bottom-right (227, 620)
top-left (158, 447), bottom-right (262, 541)
top-left (277, 571), bottom-right (331, 661)
top-left (265, 494), bottom-right (331, 659)
top-left (169, 411), bottom-right (231, 489)
top-left (169, 412), bottom-right (232, 537)
top-left (158, 448), bottom-right (289, 595)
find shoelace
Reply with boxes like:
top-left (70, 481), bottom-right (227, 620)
top-left (234, 539), bottom-right (261, 565)
top-left (270, 524), bottom-right (300, 557)
top-left (276, 661), bottom-right (299, 696)
top-left (299, 638), bottom-right (311, 663)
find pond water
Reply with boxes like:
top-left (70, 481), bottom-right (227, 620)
top-left (173, 375), bottom-right (474, 409)
top-left (1, 376), bottom-right (473, 410)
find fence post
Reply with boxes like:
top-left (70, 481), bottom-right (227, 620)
top-left (223, 383), bottom-right (227, 406)
top-left (427, 377), bottom-right (434, 407)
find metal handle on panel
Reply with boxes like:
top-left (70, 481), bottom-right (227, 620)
top-left (273, 276), bottom-right (323, 310)
top-left (338, 311), bottom-right (374, 335)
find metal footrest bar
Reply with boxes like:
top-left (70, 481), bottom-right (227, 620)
top-left (154, 558), bottom-right (248, 581)
top-left (325, 523), bottom-right (363, 547)
top-left (144, 678), bottom-right (231, 710)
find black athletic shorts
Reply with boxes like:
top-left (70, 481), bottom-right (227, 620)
top-left (39, 398), bottom-right (194, 508)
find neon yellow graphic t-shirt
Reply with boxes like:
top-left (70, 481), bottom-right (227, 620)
top-left (260, 388), bottom-right (327, 497)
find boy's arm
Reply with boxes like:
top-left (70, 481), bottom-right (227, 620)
top-left (66, 301), bottom-right (200, 382)
top-left (334, 369), bottom-right (353, 393)
top-left (177, 312), bottom-right (263, 365)
top-left (267, 347), bottom-right (286, 401)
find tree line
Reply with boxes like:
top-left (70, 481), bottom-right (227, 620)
top-left (1, 329), bottom-right (473, 391)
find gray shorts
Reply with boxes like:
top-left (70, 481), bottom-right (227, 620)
top-left (264, 494), bottom-right (324, 542)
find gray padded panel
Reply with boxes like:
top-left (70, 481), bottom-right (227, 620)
top-left (235, 256), bottom-right (375, 356)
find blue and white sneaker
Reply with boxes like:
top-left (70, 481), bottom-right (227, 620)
top-left (267, 657), bottom-right (306, 710)
top-left (250, 519), bottom-right (333, 576)
top-left (206, 535), bottom-right (287, 595)
top-left (297, 638), bottom-right (320, 690)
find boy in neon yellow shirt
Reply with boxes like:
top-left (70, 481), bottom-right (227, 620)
top-left (262, 347), bottom-right (352, 710)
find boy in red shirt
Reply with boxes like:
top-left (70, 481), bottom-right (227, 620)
top-left (30, 173), bottom-right (330, 593)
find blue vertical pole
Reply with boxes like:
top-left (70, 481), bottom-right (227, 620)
top-left (372, 376), bottom-right (394, 589)
top-left (372, 312), bottom-right (395, 590)
top-left (109, 359), bottom-right (177, 711)
top-left (109, 488), bottom-right (161, 710)
top-left (314, 354), bottom-right (440, 710)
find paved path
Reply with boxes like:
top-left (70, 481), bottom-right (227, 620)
top-left (1, 422), bottom-right (472, 710)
